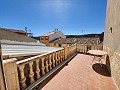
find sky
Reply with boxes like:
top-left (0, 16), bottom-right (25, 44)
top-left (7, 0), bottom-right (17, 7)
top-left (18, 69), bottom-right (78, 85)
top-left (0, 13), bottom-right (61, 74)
top-left (0, 0), bottom-right (107, 36)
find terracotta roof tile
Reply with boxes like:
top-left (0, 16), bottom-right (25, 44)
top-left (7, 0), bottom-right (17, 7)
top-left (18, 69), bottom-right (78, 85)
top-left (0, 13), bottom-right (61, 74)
top-left (51, 37), bottom-right (102, 45)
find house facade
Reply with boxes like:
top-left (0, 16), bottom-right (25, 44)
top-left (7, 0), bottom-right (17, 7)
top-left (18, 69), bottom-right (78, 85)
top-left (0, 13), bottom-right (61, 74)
top-left (50, 37), bottom-right (101, 48)
top-left (40, 29), bottom-right (66, 46)
top-left (104, 0), bottom-right (120, 89)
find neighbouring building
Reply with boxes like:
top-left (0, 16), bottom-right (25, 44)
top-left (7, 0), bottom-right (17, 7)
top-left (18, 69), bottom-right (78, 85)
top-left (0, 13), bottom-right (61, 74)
top-left (0, 28), bottom-right (38, 42)
top-left (50, 37), bottom-right (102, 48)
top-left (0, 28), bottom-right (27, 36)
top-left (40, 29), bottom-right (66, 46)
top-left (104, 0), bottom-right (120, 89)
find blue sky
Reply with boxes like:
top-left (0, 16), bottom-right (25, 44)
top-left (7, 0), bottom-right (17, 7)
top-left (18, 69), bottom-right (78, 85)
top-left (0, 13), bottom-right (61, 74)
top-left (0, 0), bottom-right (107, 36)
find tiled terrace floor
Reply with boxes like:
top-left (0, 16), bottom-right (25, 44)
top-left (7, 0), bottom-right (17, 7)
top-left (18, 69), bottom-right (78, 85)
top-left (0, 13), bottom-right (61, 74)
top-left (41, 54), bottom-right (118, 90)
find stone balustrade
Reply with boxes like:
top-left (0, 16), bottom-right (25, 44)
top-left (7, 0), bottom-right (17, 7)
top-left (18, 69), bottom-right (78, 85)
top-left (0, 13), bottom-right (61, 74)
top-left (17, 50), bottom-right (65, 90)
top-left (2, 44), bottom-right (77, 90)
top-left (77, 44), bottom-right (103, 53)
top-left (1, 43), bottom-right (103, 90)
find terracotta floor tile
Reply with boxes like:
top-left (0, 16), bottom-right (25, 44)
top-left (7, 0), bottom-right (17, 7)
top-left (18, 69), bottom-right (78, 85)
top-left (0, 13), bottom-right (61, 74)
top-left (41, 54), bottom-right (118, 90)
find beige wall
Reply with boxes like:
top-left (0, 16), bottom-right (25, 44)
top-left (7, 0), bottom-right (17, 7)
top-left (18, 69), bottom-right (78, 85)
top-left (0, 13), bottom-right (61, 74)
top-left (40, 36), bottom-right (50, 46)
top-left (3, 58), bottom-right (20, 90)
top-left (0, 63), bottom-right (5, 90)
top-left (50, 43), bottom-right (69, 48)
top-left (104, 0), bottom-right (120, 89)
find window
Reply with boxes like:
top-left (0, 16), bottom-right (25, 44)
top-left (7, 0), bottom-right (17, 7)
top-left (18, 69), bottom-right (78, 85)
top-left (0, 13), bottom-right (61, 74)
top-left (41, 37), bottom-right (43, 40)
top-left (46, 37), bottom-right (48, 40)
top-left (59, 44), bottom-right (61, 47)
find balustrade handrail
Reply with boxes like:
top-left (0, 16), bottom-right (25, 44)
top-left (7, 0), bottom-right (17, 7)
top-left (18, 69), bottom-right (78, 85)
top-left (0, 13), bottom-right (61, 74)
top-left (77, 44), bottom-right (103, 53)
top-left (16, 49), bottom-right (64, 65)
top-left (77, 43), bottom-right (103, 46)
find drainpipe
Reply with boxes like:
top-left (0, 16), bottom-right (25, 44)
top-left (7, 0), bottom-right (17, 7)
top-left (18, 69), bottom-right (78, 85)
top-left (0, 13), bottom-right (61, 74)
top-left (0, 41), bottom-right (7, 90)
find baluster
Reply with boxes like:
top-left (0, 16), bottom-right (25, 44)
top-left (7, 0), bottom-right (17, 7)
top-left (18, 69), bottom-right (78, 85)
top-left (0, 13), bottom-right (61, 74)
top-left (29, 62), bottom-right (35, 84)
top-left (84, 45), bottom-right (86, 53)
top-left (62, 50), bottom-right (65, 61)
top-left (52, 53), bottom-right (55, 67)
top-left (45, 55), bottom-right (49, 72)
top-left (60, 50), bottom-right (63, 62)
top-left (19, 65), bottom-right (27, 90)
top-left (41, 57), bottom-right (45, 75)
top-left (49, 54), bottom-right (52, 70)
top-left (58, 51), bottom-right (60, 64)
top-left (55, 52), bottom-right (58, 65)
top-left (60, 50), bottom-right (62, 63)
top-left (36, 59), bottom-right (40, 79)
top-left (68, 48), bottom-right (69, 56)
top-left (82, 45), bottom-right (84, 53)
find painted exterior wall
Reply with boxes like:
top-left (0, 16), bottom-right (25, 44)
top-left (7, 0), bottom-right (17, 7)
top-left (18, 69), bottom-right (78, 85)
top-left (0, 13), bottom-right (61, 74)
top-left (40, 36), bottom-right (49, 46)
top-left (40, 30), bottom-right (66, 46)
top-left (49, 31), bottom-right (66, 42)
top-left (50, 43), bottom-right (69, 48)
top-left (104, 0), bottom-right (120, 89)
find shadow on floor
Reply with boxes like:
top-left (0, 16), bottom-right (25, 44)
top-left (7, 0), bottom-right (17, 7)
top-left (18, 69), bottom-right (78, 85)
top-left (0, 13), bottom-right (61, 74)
top-left (92, 63), bottom-right (111, 77)
top-left (37, 63), bottom-right (69, 90)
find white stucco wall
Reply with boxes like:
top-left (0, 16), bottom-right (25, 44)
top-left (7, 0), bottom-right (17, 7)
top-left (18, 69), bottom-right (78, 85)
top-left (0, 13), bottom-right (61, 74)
top-left (49, 31), bottom-right (66, 42)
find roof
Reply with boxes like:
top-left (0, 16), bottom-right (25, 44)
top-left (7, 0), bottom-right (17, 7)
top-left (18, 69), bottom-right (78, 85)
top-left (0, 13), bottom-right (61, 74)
top-left (1, 40), bottom-right (62, 59)
top-left (0, 28), bottom-right (37, 42)
top-left (0, 28), bottom-right (26, 34)
top-left (9, 30), bottom-right (26, 34)
top-left (41, 31), bottom-right (56, 36)
top-left (51, 37), bottom-right (102, 45)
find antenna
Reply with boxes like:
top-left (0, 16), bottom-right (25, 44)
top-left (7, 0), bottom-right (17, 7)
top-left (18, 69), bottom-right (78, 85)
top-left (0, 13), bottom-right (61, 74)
top-left (82, 29), bottom-right (84, 35)
top-left (25, 27), bottom-right (27, 35)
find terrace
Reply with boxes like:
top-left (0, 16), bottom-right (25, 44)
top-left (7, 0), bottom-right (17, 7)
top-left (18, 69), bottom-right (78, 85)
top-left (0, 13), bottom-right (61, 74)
top-left (0, 40), bottom-right (118, 90)
top-left (41, 54), bottom-right (117, 90)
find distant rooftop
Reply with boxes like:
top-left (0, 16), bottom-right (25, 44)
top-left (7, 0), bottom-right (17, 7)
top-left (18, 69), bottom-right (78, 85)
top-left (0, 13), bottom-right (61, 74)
top-left (0, 27), bottom-right (26, 34)
top-left (9, 29), bottom-right (26, 34)
top-left (0, 28), bottom-right (37, 42)
top-left (51, 37), bottom-right (102, 45)
top-left (41, 29), bottom-right (60, 36)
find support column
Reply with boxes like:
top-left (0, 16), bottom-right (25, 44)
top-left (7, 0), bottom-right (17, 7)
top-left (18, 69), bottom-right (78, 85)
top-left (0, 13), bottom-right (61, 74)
top-left (62, 50), bottom-right (65, 61)
top-left (41, 57), bottom-right (45, 75)
top-left (52, 53), bottom-right (55, 68)
top-left (55, 52), bottom-right (58, 65)
top-left (29, 62), bottom-right (35, 84)
top-left (58, 51), bottom-right (60, 64)
top-left (49, 54), bottom-right (52, 70)
top-left (45, 56), bottom-right (49, 73)
top-left (60, 50), bottom-right (63, 62)
top-left (64, 47), bottom-right (68, 59)
top-left (36, 59), bottom-right (40, 79)
top-left (19, 65), bottom-right (27, 90)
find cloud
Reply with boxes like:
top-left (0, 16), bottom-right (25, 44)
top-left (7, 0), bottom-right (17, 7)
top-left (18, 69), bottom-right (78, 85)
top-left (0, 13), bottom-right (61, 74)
top-left (40, 0), bottom-right (71, 14)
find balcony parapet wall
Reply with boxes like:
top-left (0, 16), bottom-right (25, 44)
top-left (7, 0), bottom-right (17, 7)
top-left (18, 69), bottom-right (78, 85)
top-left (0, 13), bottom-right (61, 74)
top-left (77, 44), bottom-right (103, 53)
top-left (1, 41), bottom-right (77, 90)
top-left (0, 40), bottom-right (103, 90)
